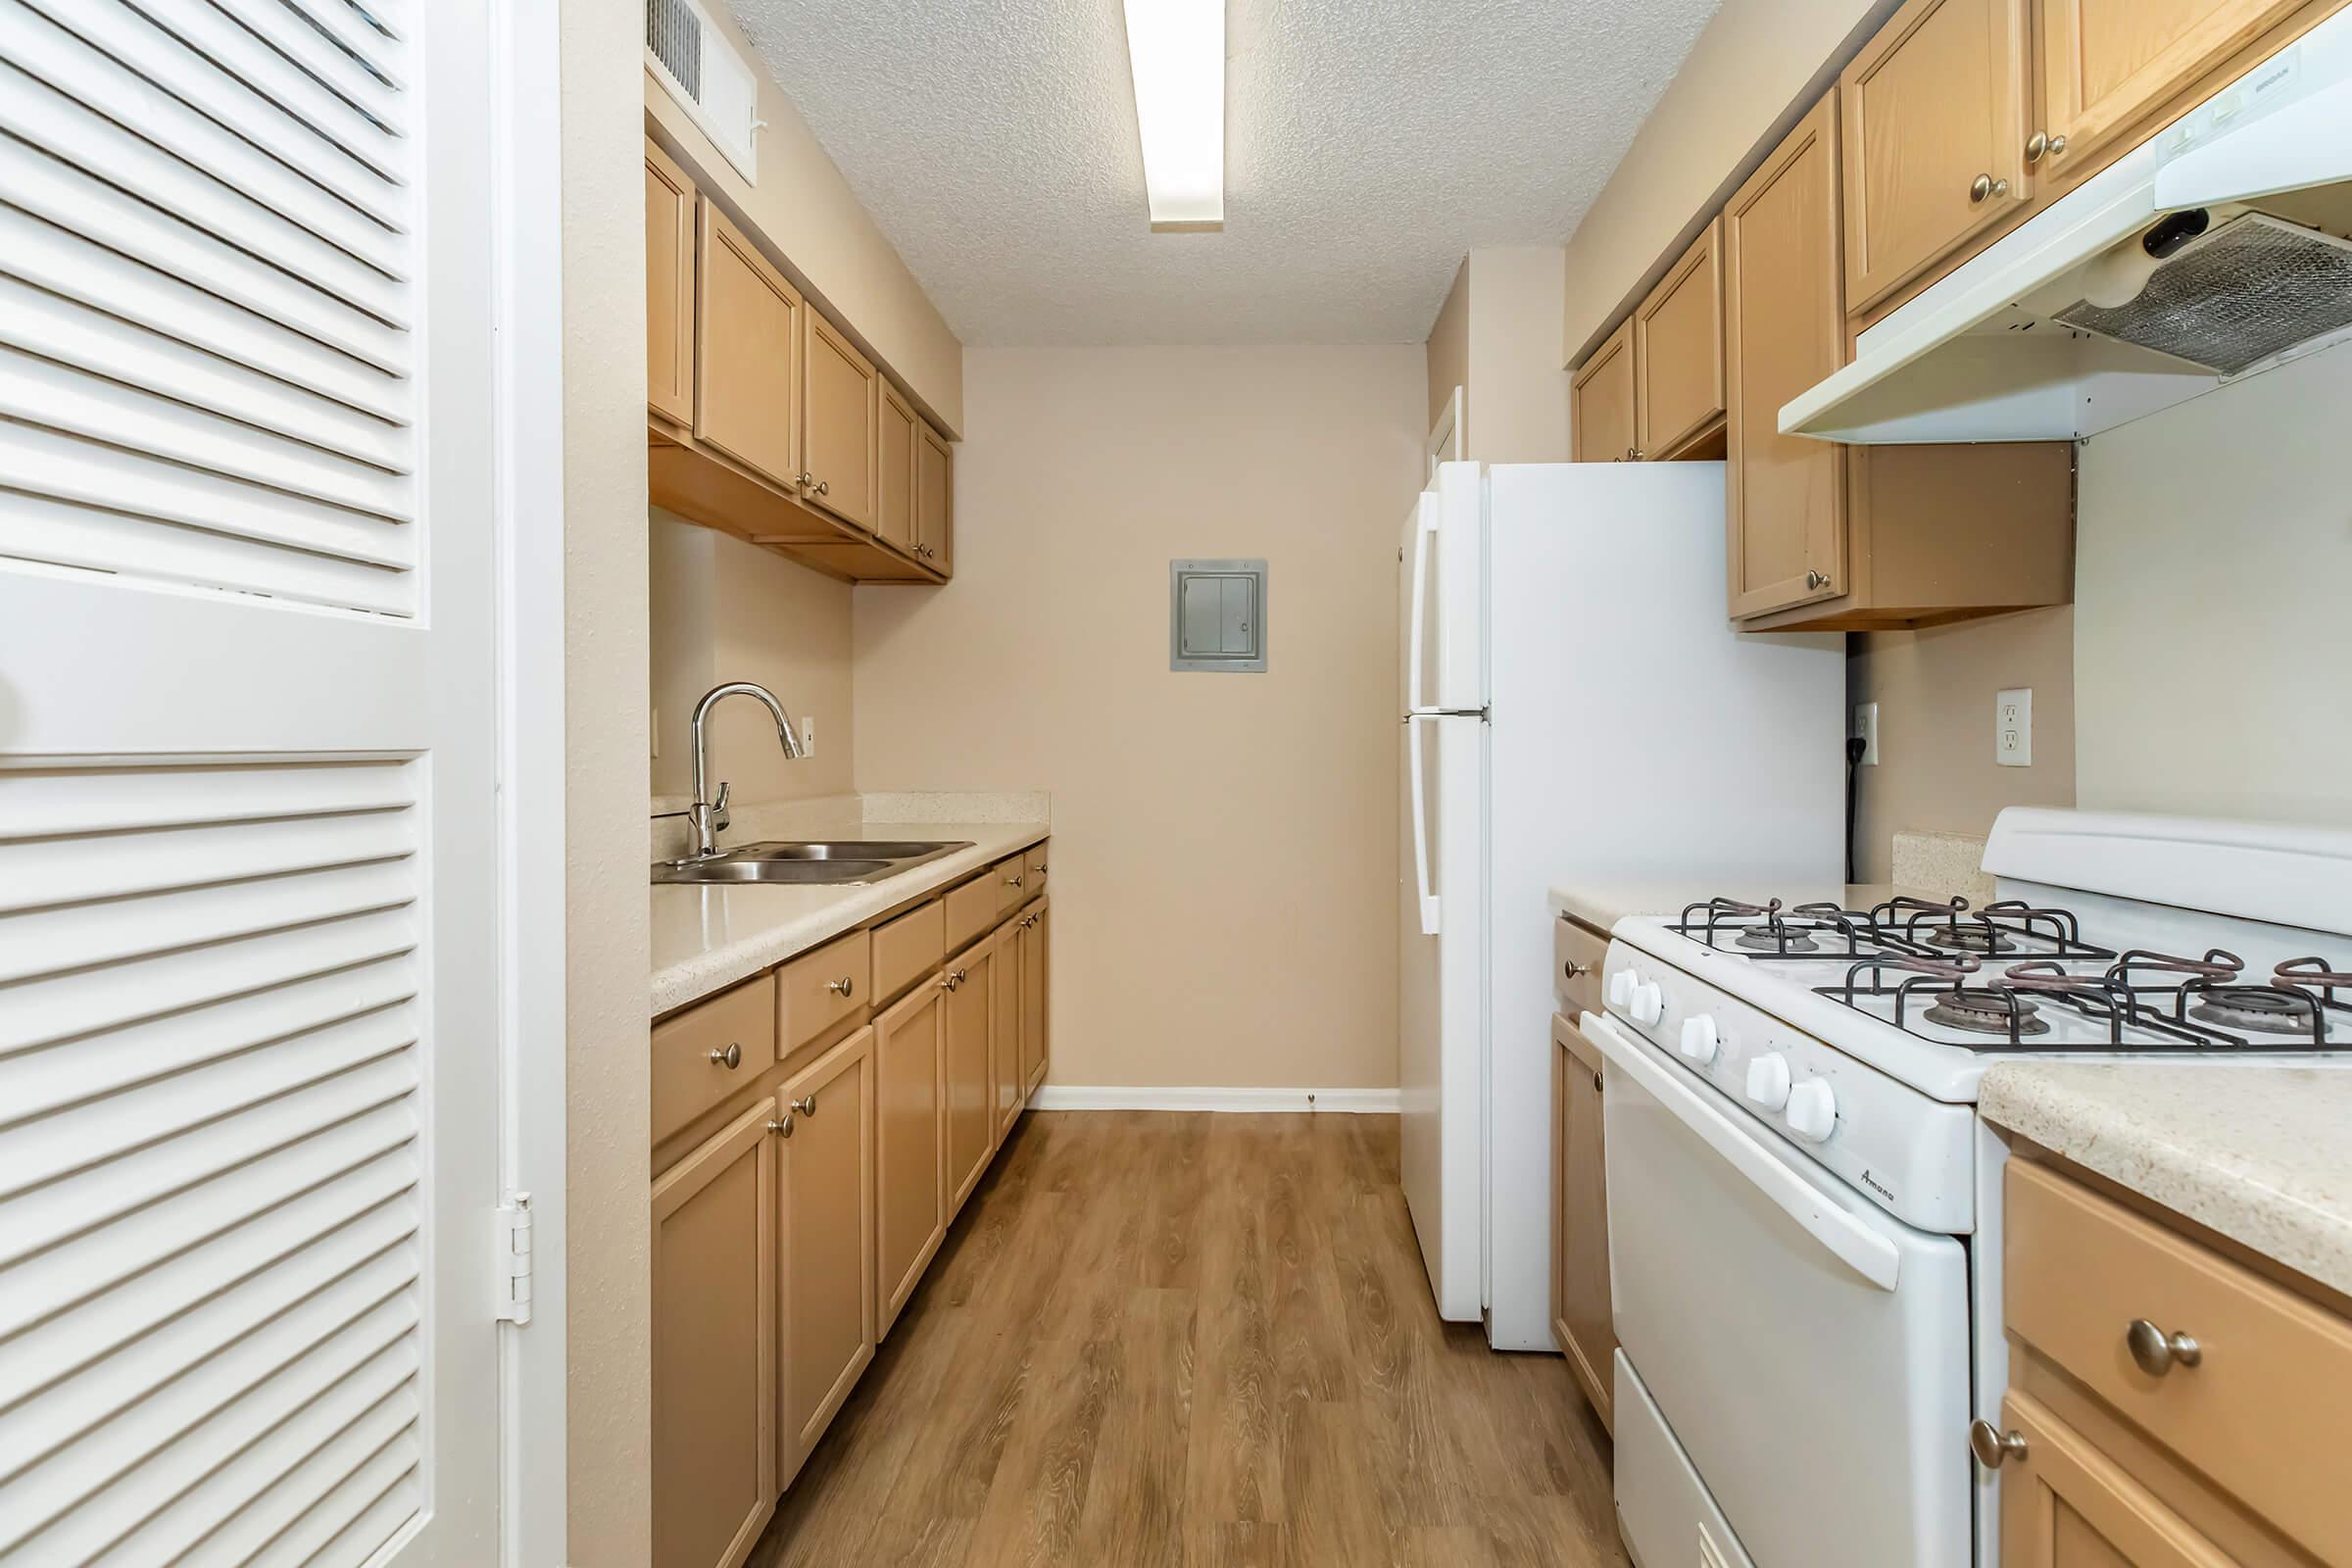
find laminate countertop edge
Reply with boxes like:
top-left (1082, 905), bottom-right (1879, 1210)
top-left (650, 819), bottom-right (1050, 1017)
top-left (1979, 1061), bottom-right (2352, 1299)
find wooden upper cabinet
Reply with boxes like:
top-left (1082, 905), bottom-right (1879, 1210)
top-left (653, 1101), bottom-right (777, 1568)
top-left (875, 382), bottom-right (918, 558)
top-left (1840, 0), bottom-right (2031, 315)
top-left (802, 311), bottom-right (879, 530)
top-left (1634, 218), bottom-right (1726, 461)
top-left (1571, 317), bottom-right (1637, 463)
top-left (2036, 0), bottom-right (2307, 187)
top-left (696, 204), bottom-right (803, 492)
top-left (1724, 90), bottom-right (1848, 619)
top-left (776, 1027), bottom-right (875, 1491)
top-left (645, 138), bottom-right (698, 428)
top-left (915, 421), bottom-right (954, 575)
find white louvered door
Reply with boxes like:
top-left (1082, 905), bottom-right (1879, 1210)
top-left (0, 1), bottom-right (505, 1563)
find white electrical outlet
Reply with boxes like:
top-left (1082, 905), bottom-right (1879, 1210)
top-left (1996, 688), bottom-right (2032, 767)
top-left (1854, 702), bottom-right (1880, 765)
top-left (801, 715), bottom-right (815, 758)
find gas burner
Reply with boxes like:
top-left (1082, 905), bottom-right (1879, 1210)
top-left (2189, 988), bottom-right (2320, 1036)
top-left (1926, 922), bottom-right (2016, 956)
top-left (1738, 925), bottom-right (1820, 953)
top-left (1923, 987), bottom-right (2051, 1037)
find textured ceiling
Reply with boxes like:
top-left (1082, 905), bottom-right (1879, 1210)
top-left (731, 0), bottom-right (1725, 345)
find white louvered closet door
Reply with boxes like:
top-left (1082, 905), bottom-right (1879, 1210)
top-left (0, 0), bottom-right (505, 1563)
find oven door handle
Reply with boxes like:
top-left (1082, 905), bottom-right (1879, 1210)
top-left (1582, 1011), bottom-right (1902, 1292)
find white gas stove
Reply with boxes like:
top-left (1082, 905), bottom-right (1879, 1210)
top-left (1587, 809), bottom-right (2352, 1568)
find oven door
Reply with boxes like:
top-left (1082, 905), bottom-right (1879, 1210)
top-left (1583, 1011), bottom-right (1972, 1568)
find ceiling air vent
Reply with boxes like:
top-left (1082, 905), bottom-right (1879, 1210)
top-left (646, 0), bottom-right (761, 182)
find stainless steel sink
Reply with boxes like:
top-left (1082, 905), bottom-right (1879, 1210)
top-left (653, 839), bottom-right (974, 887)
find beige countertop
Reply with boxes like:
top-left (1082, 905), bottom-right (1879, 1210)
top-left (1980, 1062), bottom-right (2352, 1298)
top-left (1547, 880), bottom-right (1901, 933)
top-left (651, 817), bottom-right (1049, 1017)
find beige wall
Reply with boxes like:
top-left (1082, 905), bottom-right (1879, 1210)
top-left (648, 511), bottom-right (856, 803)
top-left (562, 0), bottom-right (652, 1559)
top-left (852, 345), bottom-right (1425, 1089)
top-left (1428, 260), bottom-right (1469, 437)
top-left (1424, 248), bottom-right (1571, 465)
top-left (1561, 0), bottom-right (1897, 367)
top-left (2075, 345), bottom-right (2352, 827)
top-left (1466, 248), bottom-right (1572, 464)
top-left (1847, 608), bottom-right (2078, 882)
top-left (646, 23), bottom-right (963, 430)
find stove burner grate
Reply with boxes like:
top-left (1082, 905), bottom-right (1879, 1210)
top-left (1923, 987), bottom-right (2050, 1036)
top-left (2189, 989), bottom-right (2319, 1036)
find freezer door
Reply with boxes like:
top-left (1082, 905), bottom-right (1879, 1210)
top-left (1400, 462), bottom-right (1486, 715)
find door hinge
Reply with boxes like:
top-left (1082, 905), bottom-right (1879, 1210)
top-left (495, 1193), bottom-right (534, 1326)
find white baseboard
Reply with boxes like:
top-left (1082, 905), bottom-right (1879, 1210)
top-left (1026, 1085), bottom-right (1401, 1114)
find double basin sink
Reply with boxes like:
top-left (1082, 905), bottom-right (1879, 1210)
top-left (652, 839), bottom-right (975, 887)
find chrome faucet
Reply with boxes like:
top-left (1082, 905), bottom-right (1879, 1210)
top-left (684, 682), bottom-right (806, 858)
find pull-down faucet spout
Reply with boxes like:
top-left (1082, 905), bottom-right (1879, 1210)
top-left (686, 682), bottom-right (806, 858)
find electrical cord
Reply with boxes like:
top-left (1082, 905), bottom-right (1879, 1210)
top-left (1844, 735), bottom-right (1869, 884)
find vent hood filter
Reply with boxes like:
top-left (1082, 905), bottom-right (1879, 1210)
top-left (2052, 214), bottom-right (2352, 375)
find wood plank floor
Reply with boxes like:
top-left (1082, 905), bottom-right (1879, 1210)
top-left (748, 1110), bottom-right (1626, 1568)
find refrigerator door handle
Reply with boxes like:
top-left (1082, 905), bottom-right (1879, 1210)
top-left (1406, 490), bottom-right (1439, 713)
top-left (1407, 711), bottom-right (1441, 935)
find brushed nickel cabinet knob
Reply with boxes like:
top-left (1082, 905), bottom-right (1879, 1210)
top-left (826, 975), bottom-right (855, 998)
top-left (790, 1095), bottom-right (817, 1117)
top-left (767, 1115), bottom-right (794, 1139)
top-left (710, 1042), bottom-right (742, 1069)
top-left (2127, 1318), bottom-right (2201, 1376)
top-left (1969, 1420), bottom-right (2027, 1469)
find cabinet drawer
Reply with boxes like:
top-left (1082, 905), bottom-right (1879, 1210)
top-left (943, 872), bottom-right (1000, 956)
top-left (652, 975), bottom-right (778, 1147)
top-left (994, 853), bottom-right (1032, 916)
top-left (778, 929), bottom-right (871, 1053)
top-left (2005, 1158), bottom-right (2352, 1564)
top-left (1023, 842), bottom-right (1049, 899)
top-left (1555, 914), bottom-right (1608, 1017)
top-left (870, 899), bottom-right (944, 1007)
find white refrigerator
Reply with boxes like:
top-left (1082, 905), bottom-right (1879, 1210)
top-left (1398, 461), bottom-right (1845, 1350)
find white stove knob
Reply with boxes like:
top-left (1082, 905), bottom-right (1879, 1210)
top-left (1785, 1079), bottom-right (1838, 1143)
top-left (1678, 1014), bottom-right (1720, 1064)
top-left (1608, 967), bottom-right (1637, 1007)
top-left (1745, 1053), bottom-right (1791, 1110)
top-left (1630, 980), bottom-right (1665, 1025)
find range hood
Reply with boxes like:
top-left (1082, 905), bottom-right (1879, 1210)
top-left (1783, 8), bottom-right (2352, 444)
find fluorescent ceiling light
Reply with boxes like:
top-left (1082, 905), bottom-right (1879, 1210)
top-left (1122, 0), bottom-right (1224, 230)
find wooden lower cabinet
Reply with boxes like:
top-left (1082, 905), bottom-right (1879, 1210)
top-left (1997, 1393), bottom-right (2230, 1568)
top-left (1017, 899), bottom-right (1050, 1095)
top-left (654, 1100), bottom-right (778, 1568)
top-left (1551, 1014), bottom-right (1615, 1431)
top-left (776, 1028), bottom-right (875, 1488)
top-left (875, 971), bottom-right (948, 1337)
top-left (992, 917), bottom-right (1024, 1138)
top-left (944, 936), bottom-right (998, 1217)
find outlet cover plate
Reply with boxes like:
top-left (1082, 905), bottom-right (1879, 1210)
top-left (1997, 688), bottom-right (2033, 767)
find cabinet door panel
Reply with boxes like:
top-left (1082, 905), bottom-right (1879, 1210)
top-left (778, 1028), bottom-right (874, 1488)
top-left (875, 976), bottom-right (946, 1336)
top-left (944, 939), bottom-right (997, 1216)
top-left (645, 139), bottom-right (697, 426)
top-left (1634, 219), bottom-right (1725, 460)
top-left (1571, 318), bottom-right (1638, 463)
top-left (1553, 1015), bottom-right (1615, 1432)
top-left (1997, 1395), bottom-right (2231, 1568)
top-left (1725, 91), bottom-right (1848, 619)
top-left (653, 1101), bottom-right (777, 1568)
top-left (876, 382), bottom-right (917, 555)
top-left (993, 920), bottom-right (1023, 1137)
top-left (803, 311), bottom-right (878, 529)
top-left (2039, 0), bottom-right (2306, 184)
top-left (1840, 0), bottom-right (2030, 313)
top-left (915, 421), bottom-right (954, 575)
top-left (1019, 901), bottom-right (1050, 1095)
top-left (695, 205), bottom-right (801, 490)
